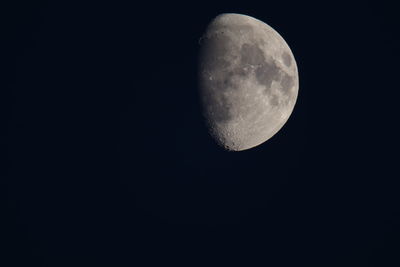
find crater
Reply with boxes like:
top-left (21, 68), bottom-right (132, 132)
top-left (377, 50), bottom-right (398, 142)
top-left (221, 71), bottom-right (236, 89)
top-left (281, 52), bottom-right (292, 67)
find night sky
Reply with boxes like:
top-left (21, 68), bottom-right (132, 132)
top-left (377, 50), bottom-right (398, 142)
top-left (2, 1), bottom-right (399, 266)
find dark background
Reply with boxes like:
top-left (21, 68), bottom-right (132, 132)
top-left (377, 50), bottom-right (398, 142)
top-left (2, 1), bottom-right (399, 266)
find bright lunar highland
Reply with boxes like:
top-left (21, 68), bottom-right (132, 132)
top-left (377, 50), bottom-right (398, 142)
top-left (198, 13), bottom-right (299, 151)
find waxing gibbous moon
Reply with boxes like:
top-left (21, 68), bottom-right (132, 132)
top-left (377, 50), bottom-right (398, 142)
top-left (198, 13), bottom-right (299, 151)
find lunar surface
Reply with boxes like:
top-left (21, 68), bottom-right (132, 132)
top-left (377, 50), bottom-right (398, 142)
top-left (198, 13), bottom-right (299, 151)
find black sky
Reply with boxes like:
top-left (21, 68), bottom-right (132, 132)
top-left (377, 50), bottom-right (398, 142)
top-left (2, 1), bottom-right (399, 266)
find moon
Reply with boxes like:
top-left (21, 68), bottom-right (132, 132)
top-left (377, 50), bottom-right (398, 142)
top-left (198, 13), bottom-right (299, 151)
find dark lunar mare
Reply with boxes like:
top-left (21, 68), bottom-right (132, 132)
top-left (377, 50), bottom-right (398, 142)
top-left (281, 73), bottom-right (294, 94)
top-left (281, 51), bottom-right (292, 67)
top-left (239, 42), bottom-right (290, 97)
top-left (255, 62), bottom-right (281, 93)
top-left (240, 43), bottom-right (265, 66)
